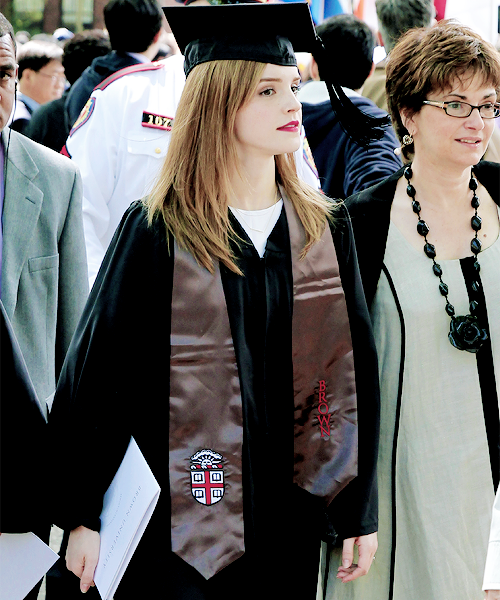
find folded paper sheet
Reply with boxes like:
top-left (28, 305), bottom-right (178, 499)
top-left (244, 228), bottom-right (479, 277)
top-left (0, 532), bottom-right (58, 600)
top-left (94, 437), bottom-right (160, 600)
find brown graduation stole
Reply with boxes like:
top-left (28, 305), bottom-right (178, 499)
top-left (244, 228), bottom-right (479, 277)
top-left (169, 198), bottom-right (357, 580)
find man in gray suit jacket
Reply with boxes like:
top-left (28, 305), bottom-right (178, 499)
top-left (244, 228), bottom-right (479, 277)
top-left (0, 13), bottom-right (88, 412)
top-left (0, 12), bottom-right (88, 599)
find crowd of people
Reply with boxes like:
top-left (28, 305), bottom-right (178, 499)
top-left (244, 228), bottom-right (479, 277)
top-left (1, 0), bottom-right (500, 599)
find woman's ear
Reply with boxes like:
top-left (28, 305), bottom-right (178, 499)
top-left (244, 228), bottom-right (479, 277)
top-left (400, 108), bottom-right (415, 136)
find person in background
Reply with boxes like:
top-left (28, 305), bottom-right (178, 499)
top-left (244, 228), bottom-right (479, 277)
top-left (10, 39), bottom-right (64, 133)
top-left (299, 13), bottom-right (401, 199)
top-left (49, 3), bottom-right (382, 598)
top-left (15, 30), bottom-right (30, 46)
top-left (53, 27), bottom-right (74, 44)
top-left (327, 20), bottom-right (500, 600)
top-left (362, 0), bottom-right (435, 112)
top-left (64, 0), bottom-right (163, 129)
top-left (25, 30), bottom-right (111, 151)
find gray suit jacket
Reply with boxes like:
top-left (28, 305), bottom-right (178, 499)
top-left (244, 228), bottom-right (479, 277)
top-left (1, 128), bottom-right (89, 406)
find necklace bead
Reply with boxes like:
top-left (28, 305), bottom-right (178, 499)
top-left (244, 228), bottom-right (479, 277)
top-left (417, 220), bottom-right (429, 236)
top-left (424, 243), bottom-right (436, 258)
top-left (445, 303), bottom-right (455, 317)
top-left (471, 215), bottom-right (482, 231)
top-left (433, 263), bottom-right (443, 277)
top-left (471, 237), bottom-right (482, 255)
top-left (439, 282), bottom-right (449, 296)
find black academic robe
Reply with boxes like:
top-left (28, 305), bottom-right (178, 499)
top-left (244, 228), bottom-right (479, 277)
top-left (49, 201), bottom-right (380, 600)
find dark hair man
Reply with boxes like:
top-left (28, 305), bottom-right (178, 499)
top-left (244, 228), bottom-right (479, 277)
top-left (64, 0), bottom-right (163, 128)
top-left (25, 30), bottom-right (111, 151)
top-left (299, 13), bottom-right (402, 199)
top-left (11, 40), bottom-right (64, 133)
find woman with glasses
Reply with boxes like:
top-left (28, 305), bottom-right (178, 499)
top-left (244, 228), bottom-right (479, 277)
top-left (327, 20), bottom-right (500, 600)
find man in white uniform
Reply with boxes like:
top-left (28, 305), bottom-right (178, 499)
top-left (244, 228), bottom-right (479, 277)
top-left (63, 51), bottom-right (319, 286)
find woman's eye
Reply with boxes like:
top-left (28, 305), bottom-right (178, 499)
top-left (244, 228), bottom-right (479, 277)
top-left (260, 88), bottom-right (274, 96)
top-left (291, 85), bottom-right (300, 95)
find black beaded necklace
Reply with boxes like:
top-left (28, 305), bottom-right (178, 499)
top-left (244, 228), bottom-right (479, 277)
top-left (404, 164), bottom-right (488, 353)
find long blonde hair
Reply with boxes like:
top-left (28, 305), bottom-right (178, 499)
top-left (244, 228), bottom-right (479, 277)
top-left (146, 59), bottom-right (333, 275)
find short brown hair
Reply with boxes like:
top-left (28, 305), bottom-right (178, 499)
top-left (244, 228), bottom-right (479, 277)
top-left (386, 20), bottom-right (500, 160)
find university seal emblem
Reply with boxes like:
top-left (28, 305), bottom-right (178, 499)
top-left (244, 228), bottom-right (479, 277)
top-left (190, 449), bottom-right (225, 506)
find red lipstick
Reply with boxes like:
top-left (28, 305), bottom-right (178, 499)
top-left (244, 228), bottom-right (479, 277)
top-left (277, 120), bottom-right (300, 132)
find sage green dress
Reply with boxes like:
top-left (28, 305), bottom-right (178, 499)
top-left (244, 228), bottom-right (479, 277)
top-left (325, 220), bottom-right (499, 600)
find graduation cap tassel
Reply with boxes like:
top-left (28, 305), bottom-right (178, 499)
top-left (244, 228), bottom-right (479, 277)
top-left (314, 35), bottom-right (391, 148)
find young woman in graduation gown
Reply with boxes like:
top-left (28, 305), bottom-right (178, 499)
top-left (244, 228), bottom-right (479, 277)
top-left (48, 4), bottom-right (382, 598)
top-left (327, 21), bottom-right (500, 600)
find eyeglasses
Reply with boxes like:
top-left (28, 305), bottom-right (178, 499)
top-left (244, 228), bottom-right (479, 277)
top-left (37, 71), bottom-right (66, 85)
top-left (422, 100), bottom-right (500, 119)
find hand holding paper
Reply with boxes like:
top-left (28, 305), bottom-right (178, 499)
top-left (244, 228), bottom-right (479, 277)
top-left (66, 526), bottom-right (100, 593)
top-left (65, 438), bottom-right (160, 599)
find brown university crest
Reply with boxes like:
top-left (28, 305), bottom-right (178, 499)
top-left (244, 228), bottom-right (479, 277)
top-left (189, 449), bottom-right (225, 506)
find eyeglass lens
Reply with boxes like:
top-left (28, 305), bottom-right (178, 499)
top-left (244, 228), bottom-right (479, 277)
top-left (446, 102), bottom-right (500, 118)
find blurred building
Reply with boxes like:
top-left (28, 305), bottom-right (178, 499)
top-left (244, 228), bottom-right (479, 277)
top-left (4, 0), bottom-right (106, 37)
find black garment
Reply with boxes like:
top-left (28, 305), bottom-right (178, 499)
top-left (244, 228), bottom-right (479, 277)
top-left (49, 201), bottom-right (380, 599)
top-left (0, 300), bottom-right (48, 533)
top-left (10, 98), bottom-right (33, 135)
top-left (302, 92), bottom-right (401, 199)
top-left (25, 90), bottom-right (71, 152)
top-left (345, 161), bottom-right (500, 307)
top-left (64, 52), bottom-right (141, 129)
top-left (0, 301), bottom-right (50, 599)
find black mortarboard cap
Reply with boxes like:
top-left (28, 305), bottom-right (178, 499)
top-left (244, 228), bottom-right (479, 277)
top-left (163, 2), bottom-right (390, 146)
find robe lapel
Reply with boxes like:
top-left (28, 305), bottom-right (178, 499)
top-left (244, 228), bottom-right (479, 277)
top-left (345, 167), bottom-right (401, 307)
top-left (1, 129), bottom-right (43, 318)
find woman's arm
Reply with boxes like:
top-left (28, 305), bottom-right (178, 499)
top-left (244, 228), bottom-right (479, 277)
top-left (327, 205), bottom-right (381, 540)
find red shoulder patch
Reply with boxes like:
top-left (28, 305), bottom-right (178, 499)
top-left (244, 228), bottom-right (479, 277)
top-left (96, 61), bottom-right (165, 92)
